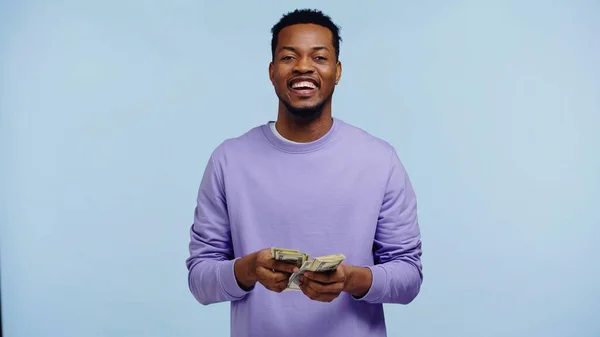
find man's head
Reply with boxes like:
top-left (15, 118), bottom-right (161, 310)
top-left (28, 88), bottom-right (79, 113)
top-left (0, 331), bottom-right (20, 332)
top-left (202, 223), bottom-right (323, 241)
top-left (269, 9), bottom-right (342, 121)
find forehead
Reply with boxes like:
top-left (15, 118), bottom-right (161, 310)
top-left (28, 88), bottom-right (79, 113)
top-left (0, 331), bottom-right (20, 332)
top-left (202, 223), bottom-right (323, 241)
top-left (276, 24), bottom-right (333, 50)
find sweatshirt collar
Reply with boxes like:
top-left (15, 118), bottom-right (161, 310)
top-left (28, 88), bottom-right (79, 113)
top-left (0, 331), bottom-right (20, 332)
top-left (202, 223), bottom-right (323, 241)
top-left (261, 118), bottom-right (340, 154)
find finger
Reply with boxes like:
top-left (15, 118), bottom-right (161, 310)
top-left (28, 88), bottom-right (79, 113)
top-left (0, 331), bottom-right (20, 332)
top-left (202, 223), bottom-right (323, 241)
top-left (263, 259), bottom-right (300, 274)
top-left (303, 271), bottom-right (345, 284)
top-left (267, 279), bottom-right (290, 292)
top-left (258, 272), bottom-right (291, 293)
top-left (271, 271), bottom-right (292, 283)
top-left (300, 280), bottom-right (317, 299)
top-left (271, 271), bottom-right (292, 284)
top-left (272, 273), bottom-right (293, 292)
top-left (302, 271), bottom-right (333, 283)
top-left (275, 277), bottom-right (290, 291)
top-left (257, 266), bottom-right (291, 283)
top-left (300, 281), bottom-right (340, 302)
top-left (301, 276), bottom-right (344, 294)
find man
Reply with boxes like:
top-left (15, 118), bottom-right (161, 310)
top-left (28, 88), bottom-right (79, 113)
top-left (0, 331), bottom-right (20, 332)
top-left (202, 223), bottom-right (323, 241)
top-left (186, 8), bottom-right (423, 337)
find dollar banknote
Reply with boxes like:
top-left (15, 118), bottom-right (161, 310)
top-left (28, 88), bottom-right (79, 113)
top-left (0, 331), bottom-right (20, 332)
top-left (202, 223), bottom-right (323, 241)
top-left (269, 248), bottom-right (345, 291)
top-left (270, 247), bottom-right (310, 268)
top-left (271, 248), bottom-right (346, 290)
top-left (286, 254), bottom-right (346, 290)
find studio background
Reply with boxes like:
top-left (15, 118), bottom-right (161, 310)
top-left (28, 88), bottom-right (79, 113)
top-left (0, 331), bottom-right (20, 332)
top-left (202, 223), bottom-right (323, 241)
top-left (1, 1), bottom-right (599, 336)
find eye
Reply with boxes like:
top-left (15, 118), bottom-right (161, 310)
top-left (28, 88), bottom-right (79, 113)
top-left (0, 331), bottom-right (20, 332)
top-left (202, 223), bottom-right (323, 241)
top-left (315, 56), bottom-right (327, 61)
top-left (281, 55), bottom-right (295, 61)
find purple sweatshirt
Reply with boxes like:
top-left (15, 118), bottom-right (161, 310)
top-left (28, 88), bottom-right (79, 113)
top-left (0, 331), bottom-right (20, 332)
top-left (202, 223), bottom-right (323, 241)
top-left (186, 118), bottom-right (423, 337)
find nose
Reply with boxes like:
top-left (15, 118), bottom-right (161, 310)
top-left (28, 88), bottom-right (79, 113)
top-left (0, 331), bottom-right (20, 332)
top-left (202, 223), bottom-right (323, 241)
top-left (293, 56), bottom-right (314, 73)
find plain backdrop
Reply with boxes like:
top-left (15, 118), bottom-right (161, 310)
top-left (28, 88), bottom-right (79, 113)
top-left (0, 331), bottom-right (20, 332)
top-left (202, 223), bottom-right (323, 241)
top-left (1, 1), bottom-right (599, 336)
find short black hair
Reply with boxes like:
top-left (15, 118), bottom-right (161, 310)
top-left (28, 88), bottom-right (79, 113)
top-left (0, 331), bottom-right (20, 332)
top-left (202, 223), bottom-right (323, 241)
top-left (270, 9), bottom-right (342, 60)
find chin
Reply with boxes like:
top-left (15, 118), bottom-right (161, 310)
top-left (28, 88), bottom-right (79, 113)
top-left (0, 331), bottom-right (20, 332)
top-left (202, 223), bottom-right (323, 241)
top-left (283, 101), bottom-right (325, 120)
top-left (289, 109), bottom-right (323, 120)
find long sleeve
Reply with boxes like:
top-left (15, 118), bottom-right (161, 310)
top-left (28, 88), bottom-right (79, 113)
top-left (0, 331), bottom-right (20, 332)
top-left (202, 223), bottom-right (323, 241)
top-left (185, 153), bottom-right (251, 305)
top-left (355, 147), bottom-right (423, 304)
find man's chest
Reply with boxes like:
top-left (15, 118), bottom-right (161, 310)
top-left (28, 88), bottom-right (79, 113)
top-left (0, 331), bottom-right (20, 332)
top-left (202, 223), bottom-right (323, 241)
top-left (224, 154), bottom-right (386, 213)
top-left (223, 157), bottom-right (386, 242)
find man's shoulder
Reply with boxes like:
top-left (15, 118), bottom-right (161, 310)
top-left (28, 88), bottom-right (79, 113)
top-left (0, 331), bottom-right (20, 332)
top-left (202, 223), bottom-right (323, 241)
top-left (338, 119), bottom-right (410, 178)
top-left (338, 119), bottom-right (396, 156)
top-left (210, 123), bottom-right (266, 159)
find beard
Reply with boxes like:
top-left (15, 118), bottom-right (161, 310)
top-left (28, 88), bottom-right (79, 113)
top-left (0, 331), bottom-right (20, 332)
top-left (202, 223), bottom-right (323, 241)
top-left (279, 92), bottom-right (332, 123)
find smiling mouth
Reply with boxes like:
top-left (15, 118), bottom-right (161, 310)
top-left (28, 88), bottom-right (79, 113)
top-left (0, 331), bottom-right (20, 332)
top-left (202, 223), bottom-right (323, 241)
top-left (291, 81), bottom-right (317, 90)
top-left (289, 79), bottom-right (319, 97)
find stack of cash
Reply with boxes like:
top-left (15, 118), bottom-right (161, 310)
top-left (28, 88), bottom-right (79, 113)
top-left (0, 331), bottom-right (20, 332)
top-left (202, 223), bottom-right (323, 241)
top-left (270, 247), bottom-right (310, 268)
top-left (271, 247), bottom-right (345, 291)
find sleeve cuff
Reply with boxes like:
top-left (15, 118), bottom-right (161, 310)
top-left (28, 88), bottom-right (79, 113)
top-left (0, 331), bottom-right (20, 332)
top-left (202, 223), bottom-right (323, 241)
top-left (218, 258), bottom-right (253, 299)
top-left (353, 265), bottom-right (387, 302)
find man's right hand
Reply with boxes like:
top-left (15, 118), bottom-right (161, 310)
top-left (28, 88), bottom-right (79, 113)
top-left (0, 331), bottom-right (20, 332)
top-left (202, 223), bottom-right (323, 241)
top-left (234, 248), bottom-right (299, 293)
top-left (255, 248), bottom-right (299, 292)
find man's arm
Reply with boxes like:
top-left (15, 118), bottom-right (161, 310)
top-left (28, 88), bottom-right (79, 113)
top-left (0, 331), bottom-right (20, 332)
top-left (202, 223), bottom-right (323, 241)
top-left (352, 146), bottom-right (423, 304)
top-left (185, 152), bottom-right (252, 305)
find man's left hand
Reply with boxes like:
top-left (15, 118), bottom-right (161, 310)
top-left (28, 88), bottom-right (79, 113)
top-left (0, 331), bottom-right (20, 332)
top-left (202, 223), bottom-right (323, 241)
top-left (298, 264), bottom-right (348, 302)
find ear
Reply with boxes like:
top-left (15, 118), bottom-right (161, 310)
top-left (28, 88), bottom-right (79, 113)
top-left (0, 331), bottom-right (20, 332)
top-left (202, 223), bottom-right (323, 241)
top-left (269, 61), bottom-right (275, 84)
top-left (335, 60), bottom-right (342, 85)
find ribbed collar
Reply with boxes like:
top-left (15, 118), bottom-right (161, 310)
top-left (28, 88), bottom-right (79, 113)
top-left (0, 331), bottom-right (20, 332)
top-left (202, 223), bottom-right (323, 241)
top-left (261, 118), bottom-right (340, 154)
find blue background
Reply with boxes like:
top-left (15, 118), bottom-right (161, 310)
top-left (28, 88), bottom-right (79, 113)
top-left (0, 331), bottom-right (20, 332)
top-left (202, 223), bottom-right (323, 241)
top-left (1, 1), bottom-right (599, 336)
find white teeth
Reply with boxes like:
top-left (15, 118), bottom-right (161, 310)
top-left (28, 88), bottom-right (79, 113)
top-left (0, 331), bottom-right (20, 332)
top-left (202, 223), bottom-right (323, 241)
top-left (292, 81), bottom-right (316, 89)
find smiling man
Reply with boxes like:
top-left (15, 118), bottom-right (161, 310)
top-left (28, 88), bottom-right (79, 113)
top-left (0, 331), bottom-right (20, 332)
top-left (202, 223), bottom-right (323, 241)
top-left (186, 9), bottom-right (423, 337)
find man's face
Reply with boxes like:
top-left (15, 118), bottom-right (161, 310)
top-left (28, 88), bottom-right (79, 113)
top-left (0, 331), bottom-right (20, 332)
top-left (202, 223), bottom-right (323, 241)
top-left (269, 24), bottom-right (341, 119)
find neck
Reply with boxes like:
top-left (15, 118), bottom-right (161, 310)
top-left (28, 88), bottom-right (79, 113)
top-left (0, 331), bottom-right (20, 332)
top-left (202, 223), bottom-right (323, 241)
top-left (275, 103), bottom-right (333, 143)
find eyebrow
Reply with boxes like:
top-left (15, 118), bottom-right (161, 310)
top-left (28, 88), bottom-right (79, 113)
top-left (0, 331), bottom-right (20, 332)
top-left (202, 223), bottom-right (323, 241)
top-left (279, 46), bottom-right (330, 53)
